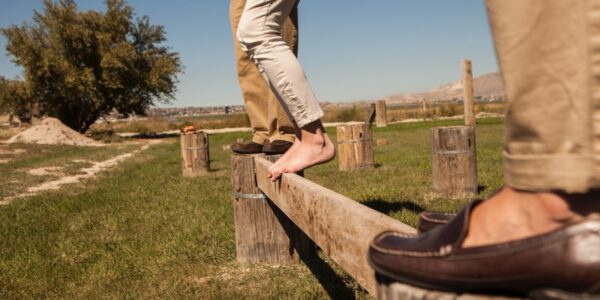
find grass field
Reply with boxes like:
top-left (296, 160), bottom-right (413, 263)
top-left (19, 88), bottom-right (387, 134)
top-left (0, 117), bottom-right (505, 299)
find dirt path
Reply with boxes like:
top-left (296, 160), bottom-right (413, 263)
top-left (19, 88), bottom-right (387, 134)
top-left (0, 140), bottom-right (162, 205)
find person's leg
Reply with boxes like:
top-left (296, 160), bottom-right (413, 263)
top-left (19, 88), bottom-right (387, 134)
top-left (237, 0), bottom-right (334, 179)
top-left (267, 3), bottom-right (297, 145)
top-left (367, 1), bottom-right (600, 294)
top-left (230, 0), bottom-right (273, 148)
top-left (462, 0), bottom-right (600, 247)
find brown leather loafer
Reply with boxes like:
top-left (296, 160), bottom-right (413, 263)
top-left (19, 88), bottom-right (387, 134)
top-left (231, 141), bottom-right (264, 154)
top-left (417, 211), bottom-right (456, 234)
top-left (368, 200), bottom-right (600, 298)
top-left (262, 140), bottom-right (293, 155)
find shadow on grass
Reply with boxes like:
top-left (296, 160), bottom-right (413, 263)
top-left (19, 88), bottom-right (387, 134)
top-left (361, 199), bottom-right (425, 216)
top-left (478, 184), bottom-right (487, 194)
top-left (269, 201), bottom-right (359, 299)
top-left (130, 132), bottom-right (180, 139)
top-left (300, 252), bottom-right (359, 300)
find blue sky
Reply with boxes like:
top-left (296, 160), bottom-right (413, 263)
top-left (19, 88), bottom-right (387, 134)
top-left (0, 0), bottom-right (498, 107)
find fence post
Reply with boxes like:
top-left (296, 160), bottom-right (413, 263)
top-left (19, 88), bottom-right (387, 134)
top-left (231, 154), bottom-right (314, 264)
top-left (180, 131), bottom-right (210, 176)
top-left (375, 100), bottom-right (388, 127)
top-left (462, 59), bottom-right (475, 126)
top-left (337, 122), bottom-right (375, 171)
top-left (430, 126), bottom-right (477, 198)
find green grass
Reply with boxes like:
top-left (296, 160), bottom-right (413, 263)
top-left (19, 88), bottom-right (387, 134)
top-left (0, 117), bottom-right (505, 299)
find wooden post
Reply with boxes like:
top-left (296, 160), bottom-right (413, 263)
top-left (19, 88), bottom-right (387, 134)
top-left (375, 100), bottom-right (388, 127)
top-left (462, 59), bottom-right (475, 126)
top-left (336, 122), bottom-right (375, 171)
top-left (180, 131), bottom-right (210, 176)
top-left (430, 126), bottom-right (477, 198)
top-left (231, 154), bottom-right (314, 264)
top-left (376, 277), bottom-right (525, 300)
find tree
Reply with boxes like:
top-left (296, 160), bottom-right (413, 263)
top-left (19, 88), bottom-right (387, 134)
top-left (0, 76), bottom-right (31, 118)
top-left (1, 0), bottom-right (182, 132)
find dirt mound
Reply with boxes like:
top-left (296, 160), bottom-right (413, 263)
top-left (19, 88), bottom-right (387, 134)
top-left (5, 118), bottom-right (103, 146)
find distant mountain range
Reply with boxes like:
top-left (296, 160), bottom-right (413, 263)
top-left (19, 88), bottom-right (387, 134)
top-left (385, 72), bottom-right (505, 105)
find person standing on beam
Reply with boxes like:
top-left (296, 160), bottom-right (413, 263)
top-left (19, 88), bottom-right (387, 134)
top-left (236, 0), bottom-right (335, 180)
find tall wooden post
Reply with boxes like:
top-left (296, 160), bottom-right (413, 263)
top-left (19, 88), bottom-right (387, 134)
top-left (375, 100), bottom-right (388, 128)
top-left (231, 154), bottom-right (314, 264)
top-left (430, 126), bottom-right (477, 198)
top-left (462, 59), bottom-right (475, 126)
top-left (180, 131), bottom-right (210, 176)
top-left (337, 123), bottom-right (375, 171)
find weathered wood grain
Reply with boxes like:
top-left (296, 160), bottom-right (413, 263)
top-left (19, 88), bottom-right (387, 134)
top-left (180, 131), bottom-right (210, 176)
top-left (430, 126), bottom-right (477, 198)
top-left (376, 100), bottom-right (388, 127)
top-left (462, 59), bottom-right (475, 126)
top-left (231, 154), bottom-right (313, 265)
top-left (337, 123), bottom-right (375, 171)
top-left (254, 157), bottom-right (416, 295)
top-left (377, 280), bottom-right (526, 300)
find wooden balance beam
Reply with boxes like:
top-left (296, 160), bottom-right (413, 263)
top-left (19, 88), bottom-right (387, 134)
top-left (253, 157), bottom-right (416, 294)
top-left (232, 155), bottom-right (524, 299)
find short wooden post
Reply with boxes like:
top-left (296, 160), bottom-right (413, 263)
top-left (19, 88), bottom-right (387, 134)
top-left (462, 59), bottom-right (475, 126)
top-left (430, 126), bottom-right (477, 198)
top-left (231, 154), bottom-right (314, 264)
top-left (336, 122), bottom-right (375, 171)
top-left (180, 131), bottom-right (210, 176)
top-left (375, 100), bottom-right (388, 127)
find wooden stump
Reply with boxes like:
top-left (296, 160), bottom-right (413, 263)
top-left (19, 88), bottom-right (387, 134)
top-left (462, 59), bottom-right (475, 126)
top-left (337, 123), bottom-right (375, 171)
top-left (430, 126), bottom-right (477, 198)
top-left (231, 154), bottom-right (314, 264)
top-left (376, 100), bottom-right (388, 128)
top-left (180, 131), bottom-right (210, 176)
top-left (376, 276), bottom-right (526, 300)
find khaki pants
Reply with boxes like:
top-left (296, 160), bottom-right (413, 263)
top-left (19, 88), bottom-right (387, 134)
top-left (486, 0), bottom-right (600, 193)
top-left (230, 0), bottom-right (297, 144)
top-left (236, 0), bottom-right (324, 128)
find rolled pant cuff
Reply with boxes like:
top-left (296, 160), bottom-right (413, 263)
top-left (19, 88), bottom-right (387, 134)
top-left (503, 151), bottom-right (595, 193)
top-left (294, 110), bottom-right (324, 128)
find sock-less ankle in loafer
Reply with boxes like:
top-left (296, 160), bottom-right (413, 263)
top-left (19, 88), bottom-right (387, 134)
top-left (368, 200), bottom-right (600, 298)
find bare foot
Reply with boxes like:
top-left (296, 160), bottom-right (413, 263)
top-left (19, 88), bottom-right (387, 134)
top-left (462, 187), bottom-right (600, 248)
top-left (268, 121), bottom-right (335, 181)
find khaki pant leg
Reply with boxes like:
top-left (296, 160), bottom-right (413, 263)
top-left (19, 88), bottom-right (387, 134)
top-left (268, 2), bottom-right (298, 143)
top-left (230, 0), bottom-right (271, 144)
top-left (486, 0), bottom-right (600, 192)
top-left (231, 0), bottom-right (298, 144)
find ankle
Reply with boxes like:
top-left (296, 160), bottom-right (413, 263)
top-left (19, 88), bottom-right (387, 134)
top-left (499, 188), bottom-right (580, 224)
top-left (299, 121), bottom-right (326, 145)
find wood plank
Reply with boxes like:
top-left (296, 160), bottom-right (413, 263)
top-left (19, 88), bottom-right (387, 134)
top-left (253, 157), bottom-right (416, 295)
